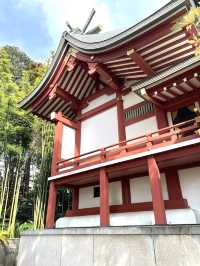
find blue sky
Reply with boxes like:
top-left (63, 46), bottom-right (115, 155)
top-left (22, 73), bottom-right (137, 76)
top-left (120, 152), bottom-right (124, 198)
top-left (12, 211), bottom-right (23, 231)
top-left (0, 0), bottom-right (169, 62)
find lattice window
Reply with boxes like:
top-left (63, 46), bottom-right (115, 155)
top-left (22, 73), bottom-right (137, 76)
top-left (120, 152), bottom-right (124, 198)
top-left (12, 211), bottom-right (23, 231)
top-left (124, 102), bottom-right (155, 124)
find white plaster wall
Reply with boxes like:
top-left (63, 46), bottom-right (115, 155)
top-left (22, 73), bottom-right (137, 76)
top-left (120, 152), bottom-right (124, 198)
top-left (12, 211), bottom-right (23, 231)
top-left (125, 116), bottom-right (158, 140)
top-left (61, 126), bottom-right (75, 159)
top-left (122, 92), bottom-right (144, 109)
top-left (179, 167), bottom-right (200, 210)
top-left (79, 181), bottom-right (122, 209)
top-left (56, 209), bottom-right (197, 228)
top-left (130, 174), bottom-right (169, 203)
top-left (81, 93), bottom-right (116, 114)
top-left (81, 107), bottom-right (118, 154)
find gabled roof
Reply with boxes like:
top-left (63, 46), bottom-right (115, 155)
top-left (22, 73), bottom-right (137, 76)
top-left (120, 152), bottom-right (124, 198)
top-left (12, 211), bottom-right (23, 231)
top-left (19, 0), bottom-right (197, 120)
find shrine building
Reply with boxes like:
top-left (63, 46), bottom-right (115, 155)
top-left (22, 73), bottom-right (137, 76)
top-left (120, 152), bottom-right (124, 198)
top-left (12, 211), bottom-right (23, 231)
top-left (20, 0), bottom-right (200, 229)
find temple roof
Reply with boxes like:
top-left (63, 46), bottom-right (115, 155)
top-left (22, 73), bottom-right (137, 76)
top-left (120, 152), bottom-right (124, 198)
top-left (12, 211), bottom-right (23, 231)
top-left (19, 0), bottom-right (198, 120)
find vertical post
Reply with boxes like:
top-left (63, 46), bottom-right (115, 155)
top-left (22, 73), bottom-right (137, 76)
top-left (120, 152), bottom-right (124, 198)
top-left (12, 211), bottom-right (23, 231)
top-left (100, 168), bottom-right (110, 226)
top-left (51, 112), bottom-right (63, 176)
top-left (121, 178), bottom-right (131, 206)
top-left (46, 181), bottom-right (57, 229)
top-left (72, 186), bottom-right (79, 210)
top-left (155, 105), bottom-right (168, 129)
top-left (147, 157), bottom-right (167, 224)
top-left (165, 169), bottom-right (183, 200)
top-left (75, 123), bottom-right (81, 157)
top-left (116, 95), bottom-right (126, 145)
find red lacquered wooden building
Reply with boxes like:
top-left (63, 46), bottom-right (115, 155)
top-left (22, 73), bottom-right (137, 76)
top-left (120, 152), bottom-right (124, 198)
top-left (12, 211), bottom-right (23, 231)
top-left (20, 0), bottom-right (200, 229)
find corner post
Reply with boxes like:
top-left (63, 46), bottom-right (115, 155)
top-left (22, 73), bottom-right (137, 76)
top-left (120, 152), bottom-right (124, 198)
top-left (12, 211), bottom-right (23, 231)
top-left (51, 112), bottom-right (63, 176)
top-left (46, 181), bottom-right (57, 228)
top-left (99, 168), bottom-right (110, 226)
top-left (147, 157), bottom-right (167, 224)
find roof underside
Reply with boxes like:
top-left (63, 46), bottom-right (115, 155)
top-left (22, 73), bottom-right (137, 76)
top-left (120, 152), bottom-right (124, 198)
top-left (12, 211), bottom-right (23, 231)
top-left (19, 0), bottom-right (198, 121)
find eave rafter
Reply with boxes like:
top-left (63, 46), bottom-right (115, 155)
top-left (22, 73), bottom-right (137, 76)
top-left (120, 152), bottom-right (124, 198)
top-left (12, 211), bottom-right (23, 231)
top-left (141, 71), bottom-right (200, 110)
top-left (49, 84), bottom-right (80, 110)
top-left (127, 49), bottom-right (154, 75)
top-left (87, 62), bottom-right (122, 92)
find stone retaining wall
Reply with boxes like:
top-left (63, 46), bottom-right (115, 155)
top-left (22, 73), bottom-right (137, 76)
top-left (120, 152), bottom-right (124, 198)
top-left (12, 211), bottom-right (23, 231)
top-left (0, 239), bottom-right (19, 266)
top-left (17, 225), bottom-right (200, 266)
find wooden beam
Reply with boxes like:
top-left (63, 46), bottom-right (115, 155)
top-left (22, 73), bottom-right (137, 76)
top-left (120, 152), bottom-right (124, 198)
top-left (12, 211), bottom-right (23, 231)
top-left (51, 112), bottom-right (80, 130)
top-left (147, 157), bottom-right (167, 225)
top-left (88, 62), bottom-right (121, 92)
top-left (46, 182), bottom-right (57, 229)
top-left (127, 48), bottom-right (154, 75)
top-left (100, 168), bottom-right (110, 226)
top-left (49, 84), bottom-right (80, 110)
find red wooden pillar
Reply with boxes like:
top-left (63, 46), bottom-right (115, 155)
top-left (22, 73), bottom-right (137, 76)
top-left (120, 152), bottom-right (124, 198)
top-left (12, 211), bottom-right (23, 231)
top-left (51, 112), bottom-right (63, 176)
top-left (99, 168), bottom-right (110, 226)
top-left (116, 95), bottom-right (126, 145)
top-left (75, 111), bottom-right (81, 158)
top-left (165, 169), bottom-right (183, 200)
top-left (147, 157), bottom-right (167, 224)
top-left (121, 178), bottom-right (131, 206)
top-left (155, 105), bottom-right (168, 129)
top-left (72, 186), bottom-right (79, 210)
top-left (46, 181), bottom-right (57, 229)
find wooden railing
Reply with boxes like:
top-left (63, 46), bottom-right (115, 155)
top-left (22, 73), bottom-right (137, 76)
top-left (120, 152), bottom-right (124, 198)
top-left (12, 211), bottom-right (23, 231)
top-left (56, 117), bottom-right (200, 174)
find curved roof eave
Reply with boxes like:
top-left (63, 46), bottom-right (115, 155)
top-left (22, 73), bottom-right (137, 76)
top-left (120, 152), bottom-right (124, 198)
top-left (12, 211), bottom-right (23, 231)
top-left (18, 33), bottom-right (68, 109)
top-left (64, 0), bottom-right (192, 54)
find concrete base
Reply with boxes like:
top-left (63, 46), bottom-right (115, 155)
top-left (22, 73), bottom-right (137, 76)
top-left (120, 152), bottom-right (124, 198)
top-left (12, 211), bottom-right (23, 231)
top-left (17, 225), bottom-right (200, 266)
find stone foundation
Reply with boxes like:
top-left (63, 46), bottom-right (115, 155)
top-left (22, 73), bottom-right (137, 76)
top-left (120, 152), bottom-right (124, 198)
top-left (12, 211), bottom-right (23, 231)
top-left (0, 239), bottom-right (19, 266)
top-left (17, 225), bottom-right (200, 266)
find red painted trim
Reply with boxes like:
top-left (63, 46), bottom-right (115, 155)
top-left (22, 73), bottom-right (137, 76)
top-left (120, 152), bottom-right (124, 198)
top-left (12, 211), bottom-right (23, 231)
top-left (121, 178), bottom-right (131, 206)
top-left (72, 187), bottom-right (79, 210)
top-left (79, 99), bottom-right (117, 121)
top-left (100, 168), bottom-right (110, 226)
top-left (147, 157), bottom-right (167, 224)
top-left (51, 119), bottom-right (63, 176)
top-left (51, 112), bottom-right (80, 129)
top-left (117, 96), bottom-right (126, 144)
top-left (65, 199), bottom-right (188, 217)
top-left (46, 182), bottom-right (57, 229)
top-left (155, 105), bottom-right (168, 129)
top-left (165, 169), bottom-right (184, 200)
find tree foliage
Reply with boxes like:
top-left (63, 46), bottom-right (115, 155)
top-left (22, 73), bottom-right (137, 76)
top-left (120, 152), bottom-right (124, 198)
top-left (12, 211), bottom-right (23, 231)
top-left (173, 7), bottom-right (200, 56)
top-left (0, 46), bottom-right (53, 237)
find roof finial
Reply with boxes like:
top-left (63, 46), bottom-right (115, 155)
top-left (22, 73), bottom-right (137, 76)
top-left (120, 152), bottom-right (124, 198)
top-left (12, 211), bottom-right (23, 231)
top-left (82, 8), bottom-right (96, 34)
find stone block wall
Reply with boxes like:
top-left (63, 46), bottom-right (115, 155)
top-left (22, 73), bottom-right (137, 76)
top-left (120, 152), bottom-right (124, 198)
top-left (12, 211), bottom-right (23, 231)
top-left (17, 226), bottom-right (200, 266)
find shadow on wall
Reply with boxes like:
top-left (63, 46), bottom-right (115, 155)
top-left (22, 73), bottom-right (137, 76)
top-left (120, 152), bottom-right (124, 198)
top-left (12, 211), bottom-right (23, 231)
top-left (0, 239), bottom-right (19, 266)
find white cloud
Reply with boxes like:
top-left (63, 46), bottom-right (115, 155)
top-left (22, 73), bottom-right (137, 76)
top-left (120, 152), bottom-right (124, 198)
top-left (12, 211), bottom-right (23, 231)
top-left (17, 0), bottom-right (113, 47)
